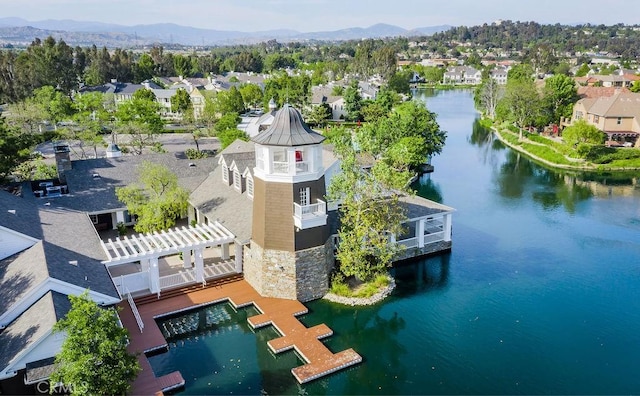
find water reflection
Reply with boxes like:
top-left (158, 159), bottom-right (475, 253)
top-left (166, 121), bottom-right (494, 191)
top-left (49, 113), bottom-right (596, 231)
top-left (412, 174), bottom-right (443, 203)
top-left (392, 254), bottom-right (451, 297)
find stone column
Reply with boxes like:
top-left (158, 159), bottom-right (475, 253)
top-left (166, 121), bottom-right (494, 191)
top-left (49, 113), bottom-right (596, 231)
top-left (195, 248), bottom-right (204, 283)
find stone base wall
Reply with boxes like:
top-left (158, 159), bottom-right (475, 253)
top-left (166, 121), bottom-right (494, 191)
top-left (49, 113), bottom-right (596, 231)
top-left (243, 240), bottom-right (333, 302)
top-left (394, 240), bottom-right (452, 263)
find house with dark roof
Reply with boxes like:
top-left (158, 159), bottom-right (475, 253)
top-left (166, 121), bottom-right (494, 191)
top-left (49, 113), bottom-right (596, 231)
top-left (0, 191), bottom-right (121, 387)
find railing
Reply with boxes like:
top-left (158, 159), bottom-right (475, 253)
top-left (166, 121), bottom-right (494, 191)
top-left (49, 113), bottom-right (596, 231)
top-left (113, 272), bottom-right (149, 295)
top-left (272, 160), bottom-right (310, 174)
top-left (294, 199), bottom-right (326, 218)
top-left (159, 268), bottom-right (197, 290)
top-left (125, 286), bottom-right (144, 333)
top-left (273, 161), bottom-right (289, 174)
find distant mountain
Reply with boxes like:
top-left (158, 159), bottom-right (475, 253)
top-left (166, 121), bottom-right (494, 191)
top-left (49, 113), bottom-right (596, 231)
top-left (0, 17), bottom-right (451, 47)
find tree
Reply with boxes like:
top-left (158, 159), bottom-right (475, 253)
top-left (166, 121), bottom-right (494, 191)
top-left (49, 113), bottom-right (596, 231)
top-left (328, 131), bottom-right (406, 282)
top-left (115, 89), bottom-right (164, 154)
top-left (343, 80), bottom-right (362, 122)
top-left (215, 86), bottom-right (245, 114)
top-left (239, 84), bottom-right (264, 110)
top-left (0, 116), bottom-right (38, 181)
top-left (502, 79), bottom-right (541, 139)
top-left (50, 291), bottom-right (140, 396)
top-left (307, 104), bottom-right (332, 127)
top-left (387, 70), bottom-right (412, 94)
top-left (542, 74), bottom-right (578, 124)
top-left (562, 120), bottom-right (606, 146)
top-left (217, 128), bottom-right (249, 149)
top-left (630, 80), bottom-right (640, 93)
top-left (476, 77), bottom-right (503, 119)
top-left (116, 161), bottom-right (190, 233)
top-left (171, 88), bottom-right (192, 115)
top-left (574, 63), bottom-right (591, 77)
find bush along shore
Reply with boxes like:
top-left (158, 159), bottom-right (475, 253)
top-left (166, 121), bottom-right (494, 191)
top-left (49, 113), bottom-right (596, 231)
top-left (483, 119), bottom-right (640, 172)
top-left (324, 277), bottom-right (396, 306)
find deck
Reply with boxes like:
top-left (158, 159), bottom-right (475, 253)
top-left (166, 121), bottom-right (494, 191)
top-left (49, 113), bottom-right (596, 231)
top-left (119, 278), bottom-right (361, 394)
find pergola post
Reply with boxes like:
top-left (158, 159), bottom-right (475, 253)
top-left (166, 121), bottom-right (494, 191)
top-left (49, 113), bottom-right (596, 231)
top-left (234, 242), bottom-right (243, 273)
top-left (182, 249), bottom-right (191, 269)
top-left (221, 243), bottom-right (230, 260)
top-left (417, 219), bottom-right (425, 248)
top-left (149, 257), bottom-right (160, 294)
top-left (194, 248), bottom-right (204, 283)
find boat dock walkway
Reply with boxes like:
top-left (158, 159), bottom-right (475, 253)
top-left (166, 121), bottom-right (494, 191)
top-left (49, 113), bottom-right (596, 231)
top-left (118, 277), bottom-right (361, 395)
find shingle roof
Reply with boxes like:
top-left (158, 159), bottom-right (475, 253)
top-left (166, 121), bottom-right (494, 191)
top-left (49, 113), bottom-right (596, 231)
top-left (0, 291), bottom-right (70, 373)
top-left (189, 168), bottom-right (253, 243)
top-left (0, 191), bottom-right (120, 303)
top-left (252, 105), bottom-right (325, 147)
top-left (582, 91), bottom-right (640, 118)
top-left (60, 153), bottom-right (216, 213)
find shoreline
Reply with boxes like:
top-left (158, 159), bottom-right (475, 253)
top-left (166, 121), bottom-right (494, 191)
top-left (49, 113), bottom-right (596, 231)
top-left (490, 126), bottom-right (640, 173)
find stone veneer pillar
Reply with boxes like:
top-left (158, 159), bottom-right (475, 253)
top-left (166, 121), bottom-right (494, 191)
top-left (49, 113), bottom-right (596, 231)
top-left (244, 240), bottom-right (334, 302)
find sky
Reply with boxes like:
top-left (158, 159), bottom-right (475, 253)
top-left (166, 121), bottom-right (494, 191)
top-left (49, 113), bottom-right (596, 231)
top-left (3, 0), bottom-right (638, 32)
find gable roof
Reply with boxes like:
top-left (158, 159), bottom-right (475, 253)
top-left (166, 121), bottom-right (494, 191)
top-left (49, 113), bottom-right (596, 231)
top-left (0, 291), bottom-right (70, 374)
top-left (0, 191), bottom-right (120, 305)
top-left (252, 105), bottom-right (325, 147)
top-left (582, 91), bottom-right (640, 118)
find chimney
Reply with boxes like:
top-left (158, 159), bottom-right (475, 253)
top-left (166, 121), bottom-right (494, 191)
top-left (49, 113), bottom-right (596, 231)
top-left (54, 143), bottom-right (71, 183)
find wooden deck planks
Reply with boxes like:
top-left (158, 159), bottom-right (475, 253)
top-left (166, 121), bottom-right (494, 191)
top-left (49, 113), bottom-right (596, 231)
top-left (120, 278), bottom-right (362, 394)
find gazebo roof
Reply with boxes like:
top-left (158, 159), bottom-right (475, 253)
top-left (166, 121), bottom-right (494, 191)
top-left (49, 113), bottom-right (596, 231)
top-left (251, 104), bottom-right (325, 147)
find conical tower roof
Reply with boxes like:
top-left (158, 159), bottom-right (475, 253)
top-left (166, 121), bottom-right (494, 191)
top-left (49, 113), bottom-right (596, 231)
top-left (251, 104), bottom-right (325, 147)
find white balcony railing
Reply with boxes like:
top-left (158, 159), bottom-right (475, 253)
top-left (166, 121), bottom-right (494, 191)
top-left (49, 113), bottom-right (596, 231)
top-left (293, 199), bottom-right (328, 229)
top-left (272, 160), bottom-right (311, 175)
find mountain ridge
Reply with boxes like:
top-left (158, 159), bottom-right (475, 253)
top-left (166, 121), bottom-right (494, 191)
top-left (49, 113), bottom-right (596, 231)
top-left (0, 17), bottom-right (452, 47)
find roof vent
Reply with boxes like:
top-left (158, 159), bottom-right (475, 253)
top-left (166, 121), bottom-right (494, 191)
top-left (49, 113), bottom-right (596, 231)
top-left (7, 209), bottom-right (16, 215)
top-left (189, 163), bottom-right (196, 167)
top-left (92, 173), bottom-right (100, 179)
top-left (69, 260), bottom-right (78, 266)
top-left (44, 202), bottom-right (51, 206)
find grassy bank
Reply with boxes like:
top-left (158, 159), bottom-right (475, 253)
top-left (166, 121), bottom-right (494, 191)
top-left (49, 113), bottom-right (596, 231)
top-left (486, 120), bottom-right (640, 171)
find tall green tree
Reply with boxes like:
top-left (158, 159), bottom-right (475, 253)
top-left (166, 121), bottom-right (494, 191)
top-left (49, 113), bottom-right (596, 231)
top-left (116, 161), bottom-right (190, 233)
top-left (501, 79), bottom-right (541, 138)
top-left (0, 116), bottom-right (38, 182)
top-left (239, 84), bottom-right (264, 110)
top-left (328, 129), bottom-right (406, 281)
top-left (171, 88), bottom-right (192, 115)
top-left (542, 74), bottom-right (578, 124)
top-left (343, 80), bottom-right (363, 122)
top-left (50, 291), bottom-right (140, 396)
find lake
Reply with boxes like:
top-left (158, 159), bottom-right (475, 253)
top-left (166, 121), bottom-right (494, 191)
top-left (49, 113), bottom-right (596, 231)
top-left (151, 89), bottom-right (640, 395)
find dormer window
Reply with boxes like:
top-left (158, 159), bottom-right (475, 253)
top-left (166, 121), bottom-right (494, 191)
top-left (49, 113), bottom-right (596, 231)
top-left (222, 163), bottom-right (229, 183)
top-left (247, 175), bottom-right (254, 199)
top-left (233, 169), bottom-right (242, 191)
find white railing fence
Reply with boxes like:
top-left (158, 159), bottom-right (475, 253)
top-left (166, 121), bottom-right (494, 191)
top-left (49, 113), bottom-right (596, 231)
top-left (125, 286), bottom-right (144, 333)
top-left (159, 268), bottom-right (197, 290)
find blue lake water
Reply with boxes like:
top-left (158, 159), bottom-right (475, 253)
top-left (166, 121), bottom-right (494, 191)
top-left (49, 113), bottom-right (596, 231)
top-left (150, 89), bottom-right (640, 395)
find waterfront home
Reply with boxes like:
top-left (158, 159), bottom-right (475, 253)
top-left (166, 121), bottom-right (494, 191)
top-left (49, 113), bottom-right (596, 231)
top-left (571, 91), bottom-right (640, 147)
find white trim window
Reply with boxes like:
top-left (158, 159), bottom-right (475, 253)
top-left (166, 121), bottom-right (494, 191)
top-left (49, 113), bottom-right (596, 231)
top-left (299, 187), bottom-right (310, 206)
top-left (233, 169), bottom-right (242, 191)
top-left (222, 163), bottom-right (229, 183)
top-left (247, 175), bottom-right (254, 199)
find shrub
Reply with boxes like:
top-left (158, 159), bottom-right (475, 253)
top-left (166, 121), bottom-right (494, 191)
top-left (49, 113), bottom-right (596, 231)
top-left (185, 148), bottom-right (208, 159)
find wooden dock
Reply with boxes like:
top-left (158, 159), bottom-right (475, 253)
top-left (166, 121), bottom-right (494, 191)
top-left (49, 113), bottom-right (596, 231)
top-left (118, 277), bottom-right (361, 394)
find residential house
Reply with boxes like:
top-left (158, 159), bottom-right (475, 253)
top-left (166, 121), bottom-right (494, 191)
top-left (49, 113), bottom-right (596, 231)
top-left (310, 86), bottom-right (346, 121)
top-left (490, 66), bottom-right (509, 85)
top-left (0, 191), bottom-right (120, 391)
top-left (571, 91), bottom-right (640, 146)
top-left (443, 66), bottom-right (482, 85)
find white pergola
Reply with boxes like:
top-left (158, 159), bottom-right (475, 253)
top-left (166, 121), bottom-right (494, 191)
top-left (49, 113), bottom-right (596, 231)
top-left (101, 221), bottom-right (235, 266)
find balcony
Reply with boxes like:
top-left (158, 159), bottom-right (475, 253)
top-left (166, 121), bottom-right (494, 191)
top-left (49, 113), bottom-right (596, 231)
top-left (293, 199), bottom-right (328, 229)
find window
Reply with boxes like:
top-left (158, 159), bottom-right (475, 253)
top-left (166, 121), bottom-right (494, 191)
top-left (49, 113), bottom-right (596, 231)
top-left (233, 169), bottom-right (241, 190)
top-left (295, 150), bottom-right (303, 162)
top-left (617, 117), bottom-right (622, 125)
top-left (299, 187), bottom-right (310, 206)
top-left (575, 111), bottom-right (583, 120)
top-left (89, 214), bottom-right (99, 224)
top-left (247, 176), bottom-right (254, 198)
top-left (594, 115), bottom-right (600, 123)
top-left (222, 163), bottom-right (229, 183)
